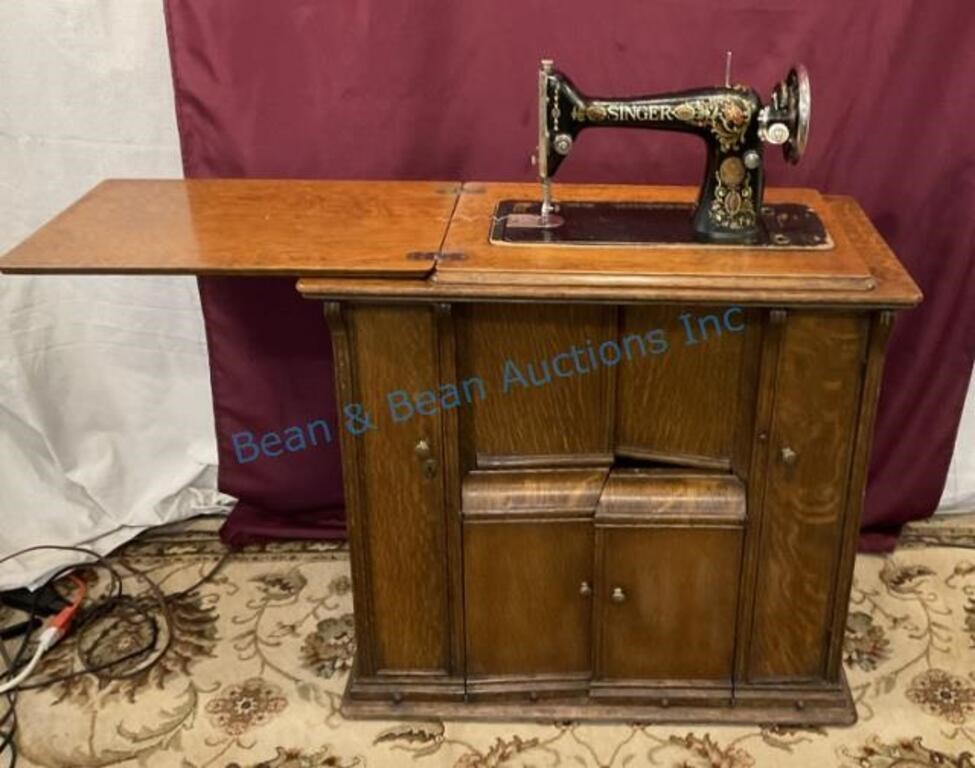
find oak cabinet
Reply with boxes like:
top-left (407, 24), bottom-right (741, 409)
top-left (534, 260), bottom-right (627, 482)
top-left (0, 180), bottom-right (920, 724)
top-left (331, 299), bottom-right (901, 724)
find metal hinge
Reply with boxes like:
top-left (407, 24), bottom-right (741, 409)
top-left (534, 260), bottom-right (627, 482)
top-left (405, 251), bottom-right (466, 262)
top-left (434, 184), bottom-right (486, 195)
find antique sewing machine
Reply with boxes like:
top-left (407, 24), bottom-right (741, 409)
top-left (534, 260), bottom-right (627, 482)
top-left (0, 54), bottom-right (921, 726)
top-left (494, 56), bottom-right (819, 247)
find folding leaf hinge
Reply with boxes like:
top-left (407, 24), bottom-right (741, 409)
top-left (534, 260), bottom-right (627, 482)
top-left (433, 184), bottom-right (486, 195)
top-left (405, 251), bottom-right (466, 262)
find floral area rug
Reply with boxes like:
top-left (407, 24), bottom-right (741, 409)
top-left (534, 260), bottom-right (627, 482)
top-left (7, 519), bottom-right (975, 768)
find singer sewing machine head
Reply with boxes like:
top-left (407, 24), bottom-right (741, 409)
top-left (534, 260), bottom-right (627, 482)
top-left (498, 57), bottom-right (818, 247)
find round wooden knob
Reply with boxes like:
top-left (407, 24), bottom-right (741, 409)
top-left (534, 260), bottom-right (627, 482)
top-left (611, 586), bottom-right (626, 604)
top-left (579, 581), bottom-right (593, 597)
top-left (780, 446), bottom-right (798, 465)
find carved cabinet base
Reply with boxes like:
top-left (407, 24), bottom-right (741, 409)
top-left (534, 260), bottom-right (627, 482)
top-left (340, 672), bottom-right (857, 726)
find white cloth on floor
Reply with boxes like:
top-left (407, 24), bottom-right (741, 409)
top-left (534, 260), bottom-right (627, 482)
top-left (0, 275), bottom-right (234, 590)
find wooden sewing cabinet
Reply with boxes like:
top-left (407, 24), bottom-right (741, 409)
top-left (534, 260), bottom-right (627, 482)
top-left (0, 180), bottom-right (921, 725)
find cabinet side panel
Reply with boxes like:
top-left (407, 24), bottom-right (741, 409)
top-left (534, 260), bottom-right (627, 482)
top-left (458, 303), bottom-right (616, 465)
top-left (325, 302), bottom-right (375, 674)
top-left (748, 312), bottom-right (866, 681)
top-left (349, 304), bottom-right (450, 673)
top-left (825, 311), bottom-right (894, 679)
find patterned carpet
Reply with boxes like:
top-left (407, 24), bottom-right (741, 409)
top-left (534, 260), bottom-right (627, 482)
top-left (5, 517), bottom-right (975, 768)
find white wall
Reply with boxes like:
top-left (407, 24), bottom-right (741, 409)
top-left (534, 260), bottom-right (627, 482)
top-left (0, 0), bottom-right (227, 589)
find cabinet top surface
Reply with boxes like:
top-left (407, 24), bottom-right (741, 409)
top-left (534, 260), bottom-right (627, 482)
top-left (0, 179), bottom-right (459, 278)
top-left (0, 179), bottom-right (920, 307)
top-left (438, 184), bottom-right (883, 296)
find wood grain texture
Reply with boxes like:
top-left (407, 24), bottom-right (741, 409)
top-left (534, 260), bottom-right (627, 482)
top-left (588, 680), bottom-right (733, 708)
top-left (0, 179), bottom-right (458, 275)
top-left (342, 671), bottom-right (856, 725)
top-left (464, 519), bottom-right (594, 679)
top-left (594, 524), bottom-right (743, 682)
top-left (457, 303), bottom-right (617, 465)
top-left (595, 470), bottom-right (745, 525)
top-left (733, 309), bottom-right (784, 683)
top-left (730, 310), bottom-right (764, 481)
top-left (616, 304), bottom-right (748, 466)
top-left (347, 304), bottom-right (450, 673)
top-left (462, 467), bottom-right (608, 520)
top-left (299, 194), bottom-right (921, 307)
top-left (824, 310), bottom-right (895, 680)
top-left (324, 302), bottom-right (375, 674)
top-left (593, 470), bottom-right (745, 686)
top-left (438, 184), bottom-right (875, 292)
top-left (747, 311), bottom-right (867, 682)
top-left (0, 180), bottom-right (920, 308)
top-left (434, 304), bottom-right (467, 676)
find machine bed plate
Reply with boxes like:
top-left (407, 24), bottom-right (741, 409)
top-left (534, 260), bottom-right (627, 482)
top-left (491, 200), bottom-right (832, 249)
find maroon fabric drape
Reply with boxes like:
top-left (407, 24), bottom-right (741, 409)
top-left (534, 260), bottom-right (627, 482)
top-left (194, 277), bottom-right (344, 545)
top-left (164, 0), bottom-right (975, 548)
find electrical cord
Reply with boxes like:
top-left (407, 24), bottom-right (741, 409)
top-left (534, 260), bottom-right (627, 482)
top-left (0, 640), bottom-right (17, 768)
top-left (0, 544), bottom-right (228, 766)
top-left (0, 575), bottom-right (86, 696)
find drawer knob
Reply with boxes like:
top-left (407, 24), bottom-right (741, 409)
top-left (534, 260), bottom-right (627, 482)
top-left (610, 586), bottom-right (626, 604)
top-left (780, 446), bottom-right (798, 466)
top-left (579, 581), bottom-right (593, 597)
top-left (415, 438), bottom-right (432, 460)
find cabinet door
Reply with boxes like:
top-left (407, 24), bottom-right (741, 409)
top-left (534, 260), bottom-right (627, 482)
top-left (332, 304), bottom-right (453, 677)
top-left (464, 520), bottom-right (593, 681)
top-left (746, 312), bottom-right (867, 682)
top-left (457, 303), bottom-right (616, 467)
top-left (616, 304), bottom-right (753, 469)
top-left (596, 525), bottom-right (742, 682)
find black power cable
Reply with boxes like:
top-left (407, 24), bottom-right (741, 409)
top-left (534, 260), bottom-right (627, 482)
top-left (0, 638), bottom-right (18, 767)
top-left (0, 544), bottom-right (229, 766)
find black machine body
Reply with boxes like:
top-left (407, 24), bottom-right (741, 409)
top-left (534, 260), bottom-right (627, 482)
top-left (533, 58), bottom-right (811, 244)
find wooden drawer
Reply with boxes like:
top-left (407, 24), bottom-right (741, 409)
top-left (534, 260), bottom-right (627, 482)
top-left (592, 470), bottom-right (745, 700)
top-left (462, 468), bottom-right (607, 698)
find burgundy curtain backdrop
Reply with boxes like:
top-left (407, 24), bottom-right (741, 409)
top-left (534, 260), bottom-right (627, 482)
top-left (164, 0), bottom-right (975, 549)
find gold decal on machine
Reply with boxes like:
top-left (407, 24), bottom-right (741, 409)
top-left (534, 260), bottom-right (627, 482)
top-left (710, 156), bottom-right (757, 230)
top-left (572, 95), bottom-right (753, 153)
top-left (673, 95), bottom-right (754, 152)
